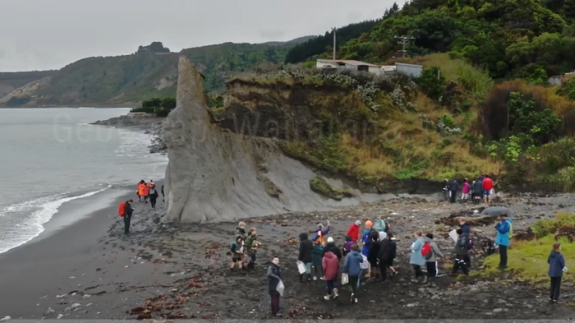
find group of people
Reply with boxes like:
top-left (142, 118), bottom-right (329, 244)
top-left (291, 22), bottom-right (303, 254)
top-left (443, 175), bottom-right (494, 204)
top-left (116, 180), bottom-right (165, 235)
top-left (229, 222), bottom-right (262, 271)
top-left (262, 212), bottom-right (528, 316)
top-left (136, 180), bottom-right (163, 208)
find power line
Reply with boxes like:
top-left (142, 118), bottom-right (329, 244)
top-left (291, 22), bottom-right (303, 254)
top-left (394, 35), bottom-right (415, 58)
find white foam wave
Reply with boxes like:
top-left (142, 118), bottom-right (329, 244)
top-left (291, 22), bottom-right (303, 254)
top-left (0, 185), bottom-right (111, 254)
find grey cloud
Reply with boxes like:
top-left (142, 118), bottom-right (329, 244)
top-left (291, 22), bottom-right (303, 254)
top-left (0, 0), bottom-right (399, 72)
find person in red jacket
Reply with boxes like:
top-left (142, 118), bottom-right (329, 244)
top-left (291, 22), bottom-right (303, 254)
top-left (322, 250), bottom-right (340, 300)
top-left (346, 220), bottom-right (362, 242)
top-left (482, 175), bottom-right (494, 203)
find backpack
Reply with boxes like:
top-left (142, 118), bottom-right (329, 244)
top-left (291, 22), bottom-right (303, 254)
top-left (421, 242), bottom-right (432, 258)
top-left (150, 188), bottom-right (156, 195)
top-left (118, 202), bottom-right (126, 217)
top-left (230, 241), bottom-right (238, 251)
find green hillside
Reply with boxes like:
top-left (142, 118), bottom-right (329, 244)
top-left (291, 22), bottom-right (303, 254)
top-left (0, 71), bottom-right (56, 98)
top-left (264, 0), bottom-right (575, 190)
top-left (334, 0), bottom-right (575, 80)
top-left (181, 42), bottom-right (292, 93)
top-left (0, 40), bottom-right (304, 107)
top-left (284, 19), bottom-right (382, 63)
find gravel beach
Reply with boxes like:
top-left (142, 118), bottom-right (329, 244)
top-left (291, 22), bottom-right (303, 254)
top-left (2, 187), bottom-right (575, 320)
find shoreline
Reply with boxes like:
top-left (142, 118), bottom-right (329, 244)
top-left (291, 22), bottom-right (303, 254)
top-left (0, 181), bottom-right (166, 319)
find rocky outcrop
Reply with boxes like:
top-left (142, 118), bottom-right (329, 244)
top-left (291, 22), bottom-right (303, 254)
top-left (163, 57), bottom-right (363, 223)
top-left (91, 115), bottom-right (167, 154)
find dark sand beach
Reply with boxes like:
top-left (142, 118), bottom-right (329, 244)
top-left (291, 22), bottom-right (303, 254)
top-left (1, 186), bottom-right (575, 320)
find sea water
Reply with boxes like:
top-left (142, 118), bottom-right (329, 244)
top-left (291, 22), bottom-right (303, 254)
top-left (0, 108), bottom-right (167, 253)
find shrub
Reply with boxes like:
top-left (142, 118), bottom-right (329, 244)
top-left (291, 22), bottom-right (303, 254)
top-left (532, 213), bottom-right (575, 238)
top-left (477, 80), bottom-right (571, 142)
top-left (416, 66), bottom-right (446, 101)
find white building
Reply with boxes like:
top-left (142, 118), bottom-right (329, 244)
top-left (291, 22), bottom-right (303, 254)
top-left (316, 59), bottom-right (380, 74)
top-left (395, 63), bottom-right (423, 78)
top-left (379, 63), bottom-right (423, 78)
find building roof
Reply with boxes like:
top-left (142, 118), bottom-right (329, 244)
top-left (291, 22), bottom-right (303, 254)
top-left (317, 59), bottom-right (379, 67)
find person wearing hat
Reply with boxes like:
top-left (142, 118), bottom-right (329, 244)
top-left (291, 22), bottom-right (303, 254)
top-left (322, 237), bottom-right (342, 260)
top-left (346, 220), bottom-right (362, 242)
top-left (313, 220), bottom-right (331, 245)
top-left (361, 220), bottom-right (377, 257)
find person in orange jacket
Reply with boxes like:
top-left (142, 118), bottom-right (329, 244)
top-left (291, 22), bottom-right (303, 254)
top-left (138, 180), bottom-right (149, 203)
top-left (137, 180), bottom-right (146, 202)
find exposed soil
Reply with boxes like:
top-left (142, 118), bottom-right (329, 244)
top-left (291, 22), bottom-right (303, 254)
top-left (97, 193), bottom-right (575, 320)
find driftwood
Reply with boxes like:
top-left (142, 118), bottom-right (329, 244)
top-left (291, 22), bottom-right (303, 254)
top-left (437, 214), bottom-right (498, 226)
top-left (512, 227), bottom-right (535, 241)
top-left (555, 227), bottom-right (575, 243)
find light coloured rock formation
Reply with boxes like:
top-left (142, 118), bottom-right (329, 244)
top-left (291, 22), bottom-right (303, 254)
top-left (163, 56), bottom-right (364, 223)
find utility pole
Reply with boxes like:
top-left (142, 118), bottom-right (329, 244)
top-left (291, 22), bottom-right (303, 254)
top-left (394, 35), bottom-right (415, 58)
top-left (332, 27), bottom-right (337, 60)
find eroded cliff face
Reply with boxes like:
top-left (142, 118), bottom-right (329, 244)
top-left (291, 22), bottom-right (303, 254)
top-left (217, 79), bottom-right (372, 141)
top-left (163, 57), bottom-right (360, 223)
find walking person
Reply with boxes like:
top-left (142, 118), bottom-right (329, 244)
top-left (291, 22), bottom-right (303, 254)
top-left (377, 233), bottom-right (397, 282)
top-left (367, 232), bottom-right (381, 281)
top-left (461, 179), bottom-right (470, 202)
top-left (148, 183), bottom-right (159, 208)
top-left (342, 244), bottom-right (363, 304)
top-left (298, 233), bottom-right (313, 283)
top-left (472, 178), bottom-right (483, 204)
top-left (121, 199), bottom-right (134, 235)
top-left (267, 257), bottom-right (282, 317)
top-left (548, 243), bottom-right (566, 304)
top-left (161, 184), bottom-right (165, 202)
top-left (495, 214), bottom-right (512, 270)
top-left (459, 218), bottom-right (472, 267)
top-left (322, 248), bottom-right (340, 300)
top-left (449, 179), bottom-right (459, 203)
top-left (483, 175), bottom-right (494, 203)
top-left (346, 220), bottom-right (362, 242)
top-left (410, 232), bottom-right (427, 283)
top-left (423, 233), bottom-right (444, 287)
top-left (137, 180), bottom-right (147, 203)
top-left (312, 238), bottom-right (324, 280)
top-left (451, 229), bottom-right (470, 276)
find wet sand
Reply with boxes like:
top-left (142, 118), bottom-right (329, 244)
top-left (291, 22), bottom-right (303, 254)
top-left (1, 190), bottom-right (575, 320)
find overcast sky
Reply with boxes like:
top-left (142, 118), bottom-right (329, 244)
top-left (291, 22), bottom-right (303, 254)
top-left (0, 0), bottom-right (398, 72)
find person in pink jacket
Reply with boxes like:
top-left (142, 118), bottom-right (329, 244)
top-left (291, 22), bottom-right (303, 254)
top-left (461, 179), bottom-right (470, 202)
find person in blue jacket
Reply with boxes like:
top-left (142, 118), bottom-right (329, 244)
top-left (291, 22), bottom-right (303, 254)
top-left (361, 220), bottom-right (377, 256)
top-left (548, 243), bottom-right (565, 304)
top-left (547, 243), bottom-right (567, 304)
top-left (409, 231), bottom-right (427, 283)
top-left (494, 214), bottom-right (512, 269)
top-left (342, 244), bottom-right (363, 304)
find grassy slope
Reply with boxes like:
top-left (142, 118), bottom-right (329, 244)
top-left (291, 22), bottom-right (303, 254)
top-left (233, 56), bottom-right (499, 183)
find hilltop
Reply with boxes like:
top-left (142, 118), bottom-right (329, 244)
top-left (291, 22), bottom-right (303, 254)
top-left (0, 38), bottom-right (312, 107)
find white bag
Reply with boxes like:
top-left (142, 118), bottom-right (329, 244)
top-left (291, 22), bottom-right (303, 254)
top-left (360, 254), bottom-right (369, 270)
top-left (296, 261), bottom-right (307, 274)
top-left (449, 229), bottom-right (458, 243)
top-left (276, 279), bottom-right (285, 296)
top-left (341, 273), bottom-right (349, 285)
top-left (563, 267), bottom-right (568, 272)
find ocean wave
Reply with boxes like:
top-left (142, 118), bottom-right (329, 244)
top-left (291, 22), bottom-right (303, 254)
top-left (0, 185), bottom-right (111, 254)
